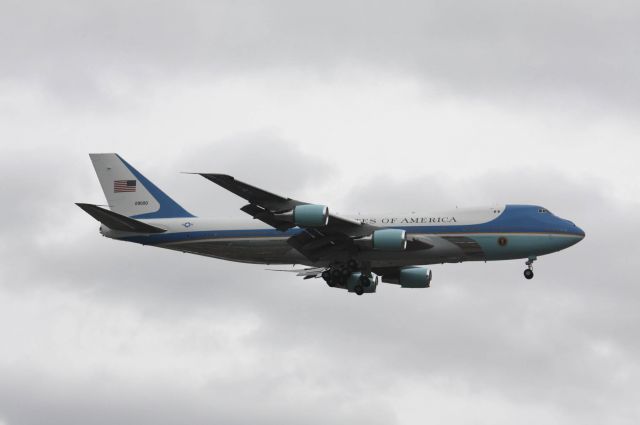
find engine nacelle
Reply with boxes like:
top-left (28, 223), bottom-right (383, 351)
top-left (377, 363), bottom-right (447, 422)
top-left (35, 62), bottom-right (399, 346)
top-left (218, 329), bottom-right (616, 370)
top-left (399, 267), bottom-right (432, 288)
top-left (372, 228), bottom-right (407, 251)
top-left (346, 272), bottom-right (378, 294)
top-left (293, 204), bottom-right (329, 227)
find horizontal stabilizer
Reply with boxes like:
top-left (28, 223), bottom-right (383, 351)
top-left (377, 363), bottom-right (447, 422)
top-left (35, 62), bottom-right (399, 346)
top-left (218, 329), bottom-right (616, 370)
top-left (76, 203), bottom-right (167, 233)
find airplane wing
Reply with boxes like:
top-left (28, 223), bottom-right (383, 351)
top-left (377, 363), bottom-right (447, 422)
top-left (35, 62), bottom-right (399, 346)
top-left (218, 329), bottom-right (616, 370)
top-left (198, 173), bottom-right (412, 261)
top-left (200, 173), bottom-right (370, 231)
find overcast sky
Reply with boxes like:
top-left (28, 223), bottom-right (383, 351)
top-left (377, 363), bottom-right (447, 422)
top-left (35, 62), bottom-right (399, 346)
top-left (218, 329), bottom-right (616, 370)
top-left (1, 1), bottom-right (639, 424)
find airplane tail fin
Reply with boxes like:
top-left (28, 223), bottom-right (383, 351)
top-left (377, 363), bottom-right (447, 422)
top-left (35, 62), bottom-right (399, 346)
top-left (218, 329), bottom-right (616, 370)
top-left (89, 153), bottom-right (194, 219)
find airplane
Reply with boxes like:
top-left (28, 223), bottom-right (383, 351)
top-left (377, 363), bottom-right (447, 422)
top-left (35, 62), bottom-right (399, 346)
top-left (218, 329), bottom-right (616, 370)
top-left (77, 153), bottom-right (586, 295)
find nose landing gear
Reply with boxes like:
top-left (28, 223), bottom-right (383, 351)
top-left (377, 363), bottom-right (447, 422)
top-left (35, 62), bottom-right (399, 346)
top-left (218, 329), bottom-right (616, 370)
top-left (524, 256), bottom-right (536, 279)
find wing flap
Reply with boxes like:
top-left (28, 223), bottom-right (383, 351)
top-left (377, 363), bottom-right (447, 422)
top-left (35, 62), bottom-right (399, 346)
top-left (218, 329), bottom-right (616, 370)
top-left (267, 267), bottom-right (326, 278)
top-left (406, 235), bottom-right (435, 250)
top-left (240, 203), bottom-right (293, 231)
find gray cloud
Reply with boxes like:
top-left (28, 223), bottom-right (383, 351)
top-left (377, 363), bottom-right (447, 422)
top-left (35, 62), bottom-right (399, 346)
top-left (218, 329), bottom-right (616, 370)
top-left (2, 0), bottom-right (639, 109)
top-left (0, 366), bottom-right (396, 425)
top-left (176, 134), bottom-right (334, 215)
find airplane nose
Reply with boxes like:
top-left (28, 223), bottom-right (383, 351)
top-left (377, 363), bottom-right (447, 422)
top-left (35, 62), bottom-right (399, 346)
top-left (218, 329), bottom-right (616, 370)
top-left (563, 218), bottom-right (585, 239)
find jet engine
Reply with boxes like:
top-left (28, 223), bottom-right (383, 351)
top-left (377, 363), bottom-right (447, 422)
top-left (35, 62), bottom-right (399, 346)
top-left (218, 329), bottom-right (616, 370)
top-left (354, 228), bottom-right (407, 251)
top-left (373, 229), bottom-right (407, 250)
top-left (274, 204), bottom-right (329, 227)
top-left (398, 267), bottom-right (432, 288)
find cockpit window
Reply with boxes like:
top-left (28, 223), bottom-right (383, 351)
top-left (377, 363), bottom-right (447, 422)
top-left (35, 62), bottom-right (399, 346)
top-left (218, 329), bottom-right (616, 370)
top-left (538, 208), bottom-right (551, 214)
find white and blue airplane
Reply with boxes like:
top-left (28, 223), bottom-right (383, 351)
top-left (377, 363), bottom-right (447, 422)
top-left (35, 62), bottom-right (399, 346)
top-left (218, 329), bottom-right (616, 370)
top-left (77, 154), bottom-right (585, 295)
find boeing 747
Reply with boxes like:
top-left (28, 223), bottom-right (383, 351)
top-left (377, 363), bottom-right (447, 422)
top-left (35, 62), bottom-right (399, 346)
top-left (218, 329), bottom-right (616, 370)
top-left (77, 154), bottom-right (585, 295)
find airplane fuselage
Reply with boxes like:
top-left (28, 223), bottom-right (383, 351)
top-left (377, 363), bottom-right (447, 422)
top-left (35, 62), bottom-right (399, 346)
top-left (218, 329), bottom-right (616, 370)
top-left (80, 154), bottom-right (587, 292)
top-left (101, 204), bottom-right (585, 268)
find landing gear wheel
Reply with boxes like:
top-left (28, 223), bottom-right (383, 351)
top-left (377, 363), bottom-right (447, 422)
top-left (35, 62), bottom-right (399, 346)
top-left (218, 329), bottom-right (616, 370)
top-left (331, 268), bottom-right (346, 286)
top-left (354, 285), bottom-right (364, 295)
top-left (340, 268), bottom-right (351, 285)
top-left (347, 259), bottom-right (358, 271)
top-left (524, 256), bottom-right (536, 280)
top-left (322, 270), bottom-right (333, 286)
top-left (359, 275), bottom-right (371, 287)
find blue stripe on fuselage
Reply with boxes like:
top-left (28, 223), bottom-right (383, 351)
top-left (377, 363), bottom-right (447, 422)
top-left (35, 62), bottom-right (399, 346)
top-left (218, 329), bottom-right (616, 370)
top-left (120, 205), bottom-right (583, 245)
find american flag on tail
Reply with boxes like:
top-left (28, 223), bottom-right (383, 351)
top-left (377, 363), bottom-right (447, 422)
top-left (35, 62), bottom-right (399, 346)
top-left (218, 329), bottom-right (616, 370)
top-left (114, 180), bottom-right (137, 193)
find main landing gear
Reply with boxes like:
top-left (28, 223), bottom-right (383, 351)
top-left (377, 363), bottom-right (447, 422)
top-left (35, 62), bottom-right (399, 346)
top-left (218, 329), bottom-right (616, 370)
top-left (524, 256), bottom-right (536, 280)
top-left (321, 270), bottom-right (332, 286)
top-left (321, 260), bottom-right (373, 295)
top-left (353, 274), bottom-right (372, 296)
